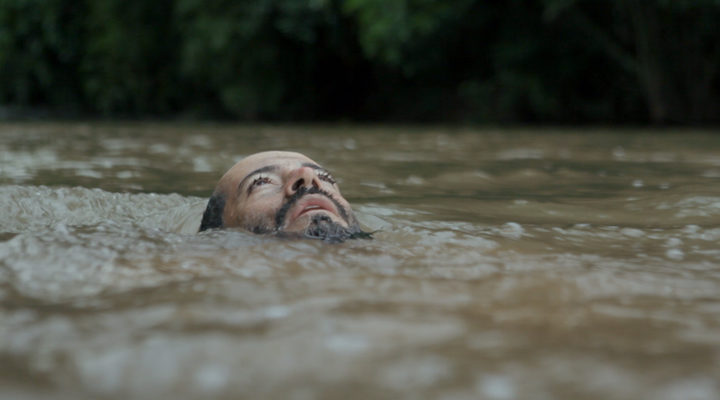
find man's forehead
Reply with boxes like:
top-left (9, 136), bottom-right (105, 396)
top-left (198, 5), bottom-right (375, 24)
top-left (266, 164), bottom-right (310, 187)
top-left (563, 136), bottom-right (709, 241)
top-left (235, 152), bottom-right (320, 176)
top-left (241, 151), bottom-right (315, 169)
top-left (218, 151), bottom-right (321, 191)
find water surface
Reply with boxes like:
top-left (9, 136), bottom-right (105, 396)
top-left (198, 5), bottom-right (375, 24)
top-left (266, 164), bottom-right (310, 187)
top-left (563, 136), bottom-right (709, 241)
top-left (1, 123), bottom-right (720, 399)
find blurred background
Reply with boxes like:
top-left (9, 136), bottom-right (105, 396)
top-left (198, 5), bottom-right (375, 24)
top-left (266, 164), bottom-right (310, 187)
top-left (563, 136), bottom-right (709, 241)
top-left (3, 2), bottom-right (720, 399)
top-left (1, 0), bottom-right (718, 124)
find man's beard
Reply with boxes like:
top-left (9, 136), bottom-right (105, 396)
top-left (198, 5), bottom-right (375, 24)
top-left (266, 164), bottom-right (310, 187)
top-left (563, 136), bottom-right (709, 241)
top-left (294, 213), bottom-right (371, 243)
top-left (252, 186), bottom-right (371, 243)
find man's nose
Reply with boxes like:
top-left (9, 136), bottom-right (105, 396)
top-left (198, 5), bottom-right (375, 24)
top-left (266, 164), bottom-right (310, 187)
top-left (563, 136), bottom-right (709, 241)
top-left (285, 166), bottom-right (319, 196)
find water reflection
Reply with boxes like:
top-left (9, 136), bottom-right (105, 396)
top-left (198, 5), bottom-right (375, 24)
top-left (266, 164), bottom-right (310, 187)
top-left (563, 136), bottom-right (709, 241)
top-left (1, 123), bottom-right (720, 399)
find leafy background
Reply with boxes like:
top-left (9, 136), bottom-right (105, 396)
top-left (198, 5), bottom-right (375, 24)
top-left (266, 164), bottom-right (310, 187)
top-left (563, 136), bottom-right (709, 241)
top-left (0, 0), bottom-right (718, 123)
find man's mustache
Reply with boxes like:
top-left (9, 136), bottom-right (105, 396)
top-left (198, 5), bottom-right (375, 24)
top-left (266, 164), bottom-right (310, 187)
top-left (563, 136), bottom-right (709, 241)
top-left (274, 186), bottom-right (350, 229)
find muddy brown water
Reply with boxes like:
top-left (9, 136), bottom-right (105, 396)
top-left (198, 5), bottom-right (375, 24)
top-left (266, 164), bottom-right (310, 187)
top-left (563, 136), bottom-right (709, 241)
top-left (1, 123), bottom-right (720, 400)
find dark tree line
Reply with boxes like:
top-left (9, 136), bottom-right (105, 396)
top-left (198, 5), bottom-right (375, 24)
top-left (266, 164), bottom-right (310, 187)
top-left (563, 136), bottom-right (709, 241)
top-left (1, 0), bottom-right (718, 124)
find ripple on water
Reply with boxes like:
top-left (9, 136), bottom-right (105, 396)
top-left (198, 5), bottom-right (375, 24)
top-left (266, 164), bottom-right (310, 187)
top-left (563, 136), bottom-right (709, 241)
top-left (2, 126), bottom-right (720, 400)
top-left (0, 185), bottom-right (204, 234)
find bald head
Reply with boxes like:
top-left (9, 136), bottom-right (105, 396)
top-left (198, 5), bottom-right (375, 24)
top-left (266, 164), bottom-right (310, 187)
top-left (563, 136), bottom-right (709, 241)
top-left (200, 151), bottom-right (367, 242)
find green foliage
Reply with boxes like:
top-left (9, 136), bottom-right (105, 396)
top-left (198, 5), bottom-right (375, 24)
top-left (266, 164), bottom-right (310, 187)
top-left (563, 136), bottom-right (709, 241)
top-left (0, 0), bottom-right (85, 109)
top-left (175, 0), bottom-right (311, 118)
top-left (342, 0), bottom-right (467, 71)
top-left (175, 0), bottom-right (369, 119)
top-left (82, 0), bottom-right (180, 115)
top-left (0, 0), bottom-right (718, 123)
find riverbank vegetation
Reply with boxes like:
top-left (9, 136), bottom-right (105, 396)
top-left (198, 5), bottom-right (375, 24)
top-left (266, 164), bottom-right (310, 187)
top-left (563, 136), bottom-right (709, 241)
top-left (1, 0), bottom-right (718, 124)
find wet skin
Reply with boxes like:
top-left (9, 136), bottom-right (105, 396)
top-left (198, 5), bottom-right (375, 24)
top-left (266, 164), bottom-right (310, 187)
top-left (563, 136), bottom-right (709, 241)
top-left (200, 151), bottom-right (365, 241)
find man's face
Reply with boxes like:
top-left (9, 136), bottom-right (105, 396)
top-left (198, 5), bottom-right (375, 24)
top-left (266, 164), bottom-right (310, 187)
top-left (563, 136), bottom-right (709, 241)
top-left (209, 151), bottom-right (364, 241)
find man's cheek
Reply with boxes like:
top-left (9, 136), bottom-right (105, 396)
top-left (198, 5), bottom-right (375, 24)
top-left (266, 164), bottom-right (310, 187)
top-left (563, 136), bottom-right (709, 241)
top-left (240, 209), bottom-right (277, 234)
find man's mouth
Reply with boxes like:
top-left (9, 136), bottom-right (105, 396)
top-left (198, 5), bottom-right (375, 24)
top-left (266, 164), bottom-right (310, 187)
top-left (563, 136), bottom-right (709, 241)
top-left (288, 195), bottom-right (339, 222)
top-left (274, 186), bottom-right (351, 231)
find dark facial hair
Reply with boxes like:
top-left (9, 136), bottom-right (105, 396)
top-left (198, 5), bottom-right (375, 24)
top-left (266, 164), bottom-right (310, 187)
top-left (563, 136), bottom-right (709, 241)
top-left (274, 186), bottom-right (349, 229)
top-left (271, 186), bottom-right (371, 243)
top-left (300, 213), bottom-right (372, 243)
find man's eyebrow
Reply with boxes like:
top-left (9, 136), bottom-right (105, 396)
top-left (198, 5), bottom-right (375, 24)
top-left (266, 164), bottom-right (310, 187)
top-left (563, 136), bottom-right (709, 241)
top-left (238, 163), bottom-right (328, 191)
top-left (238, 165), bottom-right (278, 190)
top-left (302, 162), bottom-right (326, 171)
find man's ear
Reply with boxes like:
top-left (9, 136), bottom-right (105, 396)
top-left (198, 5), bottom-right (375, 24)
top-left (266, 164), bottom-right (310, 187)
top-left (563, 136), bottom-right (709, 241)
top-left (199, 193), bottom-right (226, 232)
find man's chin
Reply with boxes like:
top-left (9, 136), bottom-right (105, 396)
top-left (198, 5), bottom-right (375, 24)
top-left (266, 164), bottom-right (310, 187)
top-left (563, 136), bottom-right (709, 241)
top-left (282, 210), bottom-right (346, 232)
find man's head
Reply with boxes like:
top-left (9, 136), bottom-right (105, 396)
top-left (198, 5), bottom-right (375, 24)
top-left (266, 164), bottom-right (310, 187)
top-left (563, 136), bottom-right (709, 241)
top-left (199, 151), bottom-right (368, 242)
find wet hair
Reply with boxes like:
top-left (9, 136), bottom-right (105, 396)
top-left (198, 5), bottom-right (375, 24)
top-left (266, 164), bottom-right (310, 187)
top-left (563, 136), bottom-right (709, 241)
top-left (199, 193), bottom-right (225, 232)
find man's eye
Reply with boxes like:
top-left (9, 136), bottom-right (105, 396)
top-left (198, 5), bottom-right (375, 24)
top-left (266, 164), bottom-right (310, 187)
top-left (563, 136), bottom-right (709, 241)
top-left (248, 176), bottom-right (271, 193)
top-left (318, 171), bottom-right (336, 185)
top-left (253, 176), bottom-right (271, 186)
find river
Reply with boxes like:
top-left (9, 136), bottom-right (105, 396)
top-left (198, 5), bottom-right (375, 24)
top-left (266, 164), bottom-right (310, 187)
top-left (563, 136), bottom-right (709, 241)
top-left (1, 123), bottom-right (719, 399)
